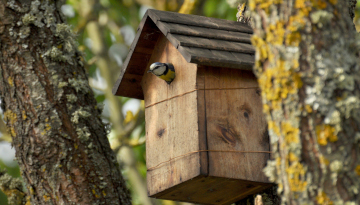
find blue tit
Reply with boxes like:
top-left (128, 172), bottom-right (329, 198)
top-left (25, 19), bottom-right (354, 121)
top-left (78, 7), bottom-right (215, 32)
top-left (147, 62), bottom-right (176, 85)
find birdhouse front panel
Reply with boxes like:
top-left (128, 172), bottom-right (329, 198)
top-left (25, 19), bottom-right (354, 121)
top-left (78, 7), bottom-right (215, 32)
top-left (141, 34), bottom-right (203, 197)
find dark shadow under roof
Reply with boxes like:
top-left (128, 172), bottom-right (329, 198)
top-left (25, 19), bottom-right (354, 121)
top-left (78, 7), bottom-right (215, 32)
top-left (113, 9), bottom-right (255, 99)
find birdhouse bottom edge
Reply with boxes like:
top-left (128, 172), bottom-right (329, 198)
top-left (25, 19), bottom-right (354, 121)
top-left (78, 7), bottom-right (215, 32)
top-left (149, 174), bottom-right (274, 205)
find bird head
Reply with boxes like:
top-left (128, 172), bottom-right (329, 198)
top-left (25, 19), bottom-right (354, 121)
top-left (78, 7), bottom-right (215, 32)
top-left (148, 62), bottom-right (167, 76)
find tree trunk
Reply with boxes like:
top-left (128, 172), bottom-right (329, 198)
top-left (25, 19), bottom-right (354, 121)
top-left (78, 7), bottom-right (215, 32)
top-left (250, 0), bottom-right (360, 204)
top-left (0, 0), bottom-right (131, 204)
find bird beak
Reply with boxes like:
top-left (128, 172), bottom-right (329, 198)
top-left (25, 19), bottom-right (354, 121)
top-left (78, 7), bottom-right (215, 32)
top-left (147, 70), bottom-right (152, 73)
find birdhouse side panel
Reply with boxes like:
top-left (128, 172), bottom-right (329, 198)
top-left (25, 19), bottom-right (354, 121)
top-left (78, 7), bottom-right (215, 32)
top-left (202, 66), bottom-right (270, 183)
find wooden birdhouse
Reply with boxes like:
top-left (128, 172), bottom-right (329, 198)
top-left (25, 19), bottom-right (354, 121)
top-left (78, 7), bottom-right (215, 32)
top-left (113, 9), bottom-right (272, 205)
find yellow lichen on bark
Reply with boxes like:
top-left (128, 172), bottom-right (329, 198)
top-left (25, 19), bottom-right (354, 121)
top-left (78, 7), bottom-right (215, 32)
top-left (355, 165), bottom-right (360, 176)
top-left (251, 36), bottom-right (269, 61)
top-left (3, 110), bottom-right (17, 137)
top-left (286, 162), bottom-right (307, 192)
top-left (7, 76), bottom-right (14, 87)
top-left (266, 21), bottom-right (286, 45)
top-left (249, 0), bottom-right (283, 11)
top-left (4, 110), bottom-right (17, 125)
top-left (328, 0), bottom-right (337, 5)
top-left (312, 0), bottom-right (327, 9)
top-left (305, 104), bottom-right (313, 113)
top-left (316, 191), bottom-right (333, 205)
top-left (286, 31), bottom-right (302, 46)
top-left (43, 195), bottom-right (51, 202)
top-left (288, 152), bottom-right (298, 162)
top-left (22, 110), bottom-right (27, 120)
top-left (257, 59), bottom-right (302, 105)
top-left (268, 120), bottom-right (281, 136)
top-left (319, 155), bottom-right (330, 166)
top-left (282, 122), bottom-right (300, 144)
top-left (316, 125), bottom-right (338, 146)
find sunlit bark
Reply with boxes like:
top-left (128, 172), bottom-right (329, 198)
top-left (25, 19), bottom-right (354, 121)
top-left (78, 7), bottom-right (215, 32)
top-left (250, 0), bottom-right (360, 204)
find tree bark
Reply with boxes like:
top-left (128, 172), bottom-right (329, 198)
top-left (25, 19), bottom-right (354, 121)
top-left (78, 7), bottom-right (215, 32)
top-left (0, 0), bottom-right (131, 204)
top-left (250, 0), bottom-right (360, 204)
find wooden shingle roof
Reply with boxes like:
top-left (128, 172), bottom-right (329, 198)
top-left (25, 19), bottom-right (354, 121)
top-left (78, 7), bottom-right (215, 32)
top-left (113, 9), bottom-right (254, 99)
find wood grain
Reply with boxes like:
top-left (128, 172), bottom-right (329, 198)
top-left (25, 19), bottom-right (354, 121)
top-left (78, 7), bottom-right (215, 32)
top-left (145, 91), bottom-right (200, 197)
top-left (178, 46), bottom-right (254, 70)
top-left (203, 66), bottom-right (270, 182)
top-left (171, 34), bottom-right (255, 54)
top-left (157, 22), bottom-right (252, 44)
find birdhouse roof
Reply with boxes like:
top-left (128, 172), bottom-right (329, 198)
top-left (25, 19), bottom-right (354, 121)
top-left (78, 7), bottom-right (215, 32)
top-left (112, 9), bottom-right (254, 99)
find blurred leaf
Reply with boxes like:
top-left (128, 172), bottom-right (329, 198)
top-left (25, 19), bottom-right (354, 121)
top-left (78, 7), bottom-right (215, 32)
top-left (133, 143), bottom-right (146, 165)
top-left (203, 0), bottom-right (218, 17)
top-left (217, 0), bottom-right (229, 17)
top-left (88, 64), bottom-right (97, 77)
top-left (100, 0), bottom-right (111, 7)
top-left (0, 161), bottom-right (20, 178)
top-left (0, 190), bottom-right (8, 205)
top-left (96, 94), bottom-right (106, 103)
top-left (226, 7), bottom-right (237, 21)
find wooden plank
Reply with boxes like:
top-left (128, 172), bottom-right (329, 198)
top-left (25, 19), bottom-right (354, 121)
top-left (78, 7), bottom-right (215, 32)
top-left (179, 46), bottom-right (253, 70)
top-left (203, 66), bottom-right (270, 183)
top-left (158, 22), bottom-right (252, 44)
top-left (141, 35), bottom-right (197, 107)
top-left (209, 50), bottom-right (240, 63)
top-left (152, 175), bottom-right (273, 205)
top-left (231, 52), bottom-right (255, 65)
top-left (196, 66), bottom-right (208, 175)
top-left (171, 34), bottom-right (255, 54)
top-left (145, 92), bottom-right (200, 197)
top-left (148, 9), bottom-right (253, 34)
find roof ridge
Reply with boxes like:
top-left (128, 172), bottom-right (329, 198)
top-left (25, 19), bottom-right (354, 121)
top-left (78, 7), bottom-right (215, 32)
top-left (147, 9), bottom-right (253, 34)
